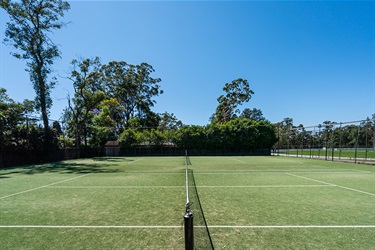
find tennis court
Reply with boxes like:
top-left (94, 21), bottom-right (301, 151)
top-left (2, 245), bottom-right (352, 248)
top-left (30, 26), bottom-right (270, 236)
top-left (1, 156), bottom-right (374, 249)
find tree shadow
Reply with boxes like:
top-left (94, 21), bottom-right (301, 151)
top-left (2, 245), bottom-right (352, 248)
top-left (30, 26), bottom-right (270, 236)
top-left (92, 157), bottom-right (133, 162)
top-left (0, 160), bottom-right (123, 176)
top-left (26, 161), bottom-right (122, 174)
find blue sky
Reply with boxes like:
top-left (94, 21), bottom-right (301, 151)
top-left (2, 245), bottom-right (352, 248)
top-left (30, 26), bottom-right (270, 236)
top-left (1, 0), bottom-right (374, 126)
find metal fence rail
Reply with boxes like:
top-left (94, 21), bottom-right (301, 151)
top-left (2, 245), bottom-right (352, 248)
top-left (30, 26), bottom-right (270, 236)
top-left (274, 118), bottom-right (375, 164)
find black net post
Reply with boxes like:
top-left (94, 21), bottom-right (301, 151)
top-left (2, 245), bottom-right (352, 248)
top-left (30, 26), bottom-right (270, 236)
top-left (184, 209), bottom-right (194, 250)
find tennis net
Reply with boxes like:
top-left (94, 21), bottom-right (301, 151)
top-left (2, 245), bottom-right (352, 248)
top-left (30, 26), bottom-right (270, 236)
top-left (184, 153), bottom-right (214, 250)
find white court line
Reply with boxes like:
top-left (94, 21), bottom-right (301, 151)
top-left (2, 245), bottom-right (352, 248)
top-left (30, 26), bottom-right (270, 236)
top-left (128, 158), bottom-right (144, 164)
top-left (1, 225), bottom-right (374, 229)
top-left (0, 225), bottom-right (180, 229)
top-left (207, 225), bottom-right (375, 229)
top-left (0, 174), bottom-right (89, 200)
top-left (123, 172), bottom-right (182, 174)
top-left (350, 169), bottom-right (374, 174)
top-left (46, 185), bottom-right (332, 189)
top-left (47, 186), bottom-right (185, 189)
top-left (286, 173), bottom-right (375, 197)
top-left (226, 157), bottom-right (246, 163)
top-left (197, 185), bottom-right (332, 188)
top-left (194, 169), bottom-right (373, 173)
top-left (196, 171), bottom-right (367, 175)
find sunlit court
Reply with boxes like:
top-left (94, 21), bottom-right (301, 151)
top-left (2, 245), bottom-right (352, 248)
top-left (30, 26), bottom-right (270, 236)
top-left (1, 156), bottom-right (374, 249)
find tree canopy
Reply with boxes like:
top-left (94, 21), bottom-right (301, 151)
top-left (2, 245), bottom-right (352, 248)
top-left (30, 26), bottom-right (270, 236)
top-left (1, 0), bottom-right (70, 144)
top-left (214, 78), bottom-right (254, 123)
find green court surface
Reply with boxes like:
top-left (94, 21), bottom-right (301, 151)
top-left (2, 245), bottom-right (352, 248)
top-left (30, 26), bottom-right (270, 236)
top-left (1, 156), bottom-right (374, 249)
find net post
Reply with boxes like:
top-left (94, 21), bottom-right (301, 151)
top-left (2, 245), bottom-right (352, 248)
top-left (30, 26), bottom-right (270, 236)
top-left (184, 207), bottom-right (194, 250)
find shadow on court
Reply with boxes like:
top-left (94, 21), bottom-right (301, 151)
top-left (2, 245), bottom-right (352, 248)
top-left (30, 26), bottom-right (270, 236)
top-left (0, 160), bottom-right (123, 176)
top-left (92, 157), bottom-right (132, 162)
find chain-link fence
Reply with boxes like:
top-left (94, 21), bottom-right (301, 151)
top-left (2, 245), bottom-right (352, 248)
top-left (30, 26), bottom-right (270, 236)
top-left (274, 119), bottom-right (375, 164)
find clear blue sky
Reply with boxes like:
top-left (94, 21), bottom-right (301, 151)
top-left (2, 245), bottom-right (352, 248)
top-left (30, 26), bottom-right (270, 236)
top-left (1, 0), bottom-right (374, 126)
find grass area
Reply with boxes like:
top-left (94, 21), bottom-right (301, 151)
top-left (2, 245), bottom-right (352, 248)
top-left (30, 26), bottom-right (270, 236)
top-left (0, 156), bottom-right (374, 249)
top-left (0, 157), bottom-right (186, 249)
top-left (278, 148), bottom-right (375, 159)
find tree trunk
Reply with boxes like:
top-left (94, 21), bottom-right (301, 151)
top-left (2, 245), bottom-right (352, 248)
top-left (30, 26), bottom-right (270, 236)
top-left (36, 64), bottom-right (51, 148)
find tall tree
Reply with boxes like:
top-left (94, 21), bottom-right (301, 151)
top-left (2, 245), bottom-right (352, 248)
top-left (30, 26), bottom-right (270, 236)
top-left (66, 57), bottom-right (105, 147)
top-left (214, 78), bottom-right (254, 123)
top-left (1, 0), bottom-right (70, 142)
top-left (101, 61), bottom-right (163, 127)
top-left (158, 112), bottom-right (183, 131)
top-left (276, 117), bottom-right (294, 149)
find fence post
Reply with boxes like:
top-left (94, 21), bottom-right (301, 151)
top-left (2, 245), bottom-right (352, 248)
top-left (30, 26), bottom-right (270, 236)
top-left (331, 124), bottom-right (335, 161)
top-left (365, 124), bottom-right (369, 160)
top-left (354, 125), bottom-right (360, 163)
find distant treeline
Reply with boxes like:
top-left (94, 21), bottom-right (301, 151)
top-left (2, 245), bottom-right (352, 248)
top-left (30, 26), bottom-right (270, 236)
top-left (276, 118), bottom-right (375, 149)
top-left (120, 119), bottom-right (277, 152)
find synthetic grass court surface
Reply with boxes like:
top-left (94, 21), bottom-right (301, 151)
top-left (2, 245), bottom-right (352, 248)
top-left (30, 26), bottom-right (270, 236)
top-left (0, 156), bottom-right (374, 249)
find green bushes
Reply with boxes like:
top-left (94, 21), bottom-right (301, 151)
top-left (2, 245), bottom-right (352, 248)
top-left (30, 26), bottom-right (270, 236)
top-left (175, 119), bottom-right (277, 150)
top-left (119, 118), bottom-right (277, 154)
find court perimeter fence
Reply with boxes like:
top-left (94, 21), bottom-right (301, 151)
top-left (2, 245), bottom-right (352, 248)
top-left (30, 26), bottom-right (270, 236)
top-left (274, 119), bottom-right (375, 164)
top-left (120, 147), bottom-right (271, 157)
top-left (0, 148), bottom-right (80, 168)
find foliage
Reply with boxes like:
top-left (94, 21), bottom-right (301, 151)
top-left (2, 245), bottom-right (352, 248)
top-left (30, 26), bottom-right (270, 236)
top-left (240, 108), bottom-right (265, 121)
top-left (65, 57), bottom-right (106, 147)
top-left (158, 112), bottom-right (183, 131)
top-left (119, 118), bottom-right (277, 152)
top-left (1, 0), bottom-right (70, 137)
top-left (63, 58), bottom-right (164, 152)
top-left (0, 88), bottom-right (61, 150)
top-left (101, 61), bottom-right (163, 127)
top-left (275, 115), bottom-right (375, 150)
top-left (89, 104), bottom-right (117, 150)
top-left (214, 78), bottom-right (254, 123)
